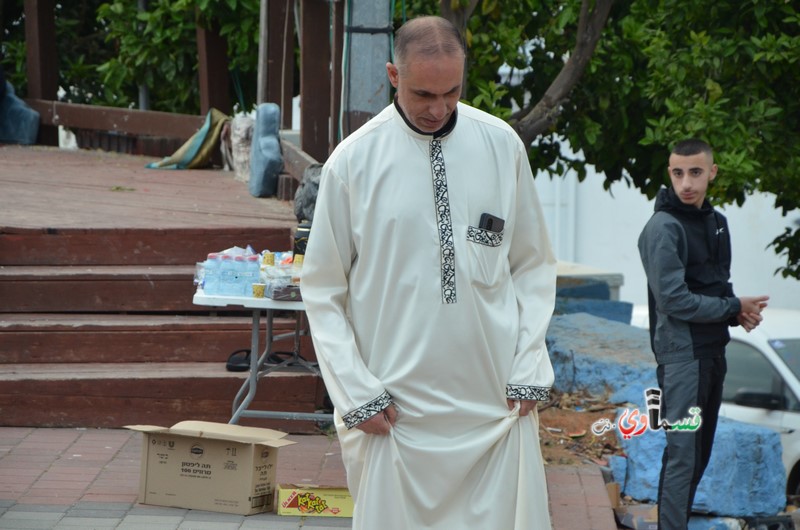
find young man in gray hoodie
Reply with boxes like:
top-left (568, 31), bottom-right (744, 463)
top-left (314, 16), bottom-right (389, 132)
top-left (638, 139), bottom-right (769, 530)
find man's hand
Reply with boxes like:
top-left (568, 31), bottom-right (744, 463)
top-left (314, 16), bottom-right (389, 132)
top-left (507, 399), bottom-right (538, 417)
top-left (737, 295), bottom-right (769, 332)
top-left (355, 404), bottom-right (397, 435)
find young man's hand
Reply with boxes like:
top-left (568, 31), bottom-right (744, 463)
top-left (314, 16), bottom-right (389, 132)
top-left (356, 404), bottom-right (397, 435)
top-left (737, 295), bottom-right (769, 331)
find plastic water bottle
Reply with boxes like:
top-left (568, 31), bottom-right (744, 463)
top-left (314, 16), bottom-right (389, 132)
top-left (203, 253), bottom-right (221, 294)
top-left (233, 255), bottom-right (247, 296)
top-left (242, 255), bottom-right (261, 296)
top-left (218, 254), bottom-right (237, 296)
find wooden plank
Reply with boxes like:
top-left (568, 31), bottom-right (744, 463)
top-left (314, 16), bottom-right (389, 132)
top-left (281, 139), bottom-right (319, 179)
top-left (300, 0), bottom-right (332, 162)
top-left (25, 100), bottom-right (205, 139)
top-left (0, 329), bottom-right (316, 364)
top-left (266, 0), bottom-right (296, 129)
top-left (0, 362), bottom-right (314, 387)
top-left (196, 24), bottom-right (232, 115)
top-left (0, 314), bottom-right (315, 364)
top-left (0, 313), bottom-right (271, 329)
top-left (0, 369), bottom-right (322, 433)
top-left (2, 328), bottom-right (249, 364)
top-left (0, 365), bottom-right (322, 432)
top-left (0, 228), bottom-right (293, 266)
top-left (0, 145), bottom-right (298, 234)
top-left (0, 395), bottom-right (321, 433)
top-left (23, 0), bottom-right (58, 100)
top-left (330, 1), bottom-right (344, 149)
top-left (23, 0), bottom-right (58, 145)
top-left (0, 277), bottom-right (198, 313)
top-left (0, 265), bottom-right (196, 280)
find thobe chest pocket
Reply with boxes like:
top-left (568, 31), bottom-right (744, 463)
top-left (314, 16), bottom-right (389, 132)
top-left (466, 225), bottom-right (507, 288)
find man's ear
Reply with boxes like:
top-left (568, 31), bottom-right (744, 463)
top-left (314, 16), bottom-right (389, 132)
top-left (386, 62), bottom-right (399, 88)
top-left (710, 163), bottom-right (718, 181)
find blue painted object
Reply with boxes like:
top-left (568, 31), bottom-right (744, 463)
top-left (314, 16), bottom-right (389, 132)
top-left (555, 297), bottom-right (633, 324)
top-left (546, 313), bottom-right (657, 400)
top-left (0, 81), bottom-right (39, 145)
top-left (547, 312), bottom-right (786, 519)
top-left (249, 102), bottom-right (283, 197)
top-left (618, 413), bottom-right (785, 517)
top-left (556, 277), bottom-right (611, 300)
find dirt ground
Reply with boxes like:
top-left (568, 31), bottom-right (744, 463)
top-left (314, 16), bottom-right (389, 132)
top-left (537, 390), bottom-right (623, 467)
top-left (539, 391), bottom-right (800, 520)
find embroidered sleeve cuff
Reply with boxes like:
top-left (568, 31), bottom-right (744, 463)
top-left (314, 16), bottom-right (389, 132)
top-left (342, 391), bottom-right (393, 429)
top-left (506, 384), bottom-right (550, 401)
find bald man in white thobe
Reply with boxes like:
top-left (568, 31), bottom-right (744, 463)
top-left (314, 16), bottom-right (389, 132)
top-left (301, 15), bottom-right (556, 530)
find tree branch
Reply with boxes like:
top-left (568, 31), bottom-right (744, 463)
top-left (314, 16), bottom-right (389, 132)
top-left (439, 0), bottom-right (480, 37)
top-left (439, 0), bottom-right (480, 97)
top-left (512, 0), bottom-right (616, 146)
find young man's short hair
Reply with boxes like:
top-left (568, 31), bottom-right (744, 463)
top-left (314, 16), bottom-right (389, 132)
top-left (671, 138), bottom-right (713, 158)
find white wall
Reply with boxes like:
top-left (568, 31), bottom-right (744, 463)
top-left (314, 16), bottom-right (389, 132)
top-left (535, 168), bottom-right (800, 310)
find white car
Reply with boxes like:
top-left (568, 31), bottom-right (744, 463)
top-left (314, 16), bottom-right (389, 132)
top-left (631, 306), bottom-right (800, 495)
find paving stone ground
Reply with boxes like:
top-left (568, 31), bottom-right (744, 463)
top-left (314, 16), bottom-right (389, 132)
top-left (0, 427), bottom-right (617, 529)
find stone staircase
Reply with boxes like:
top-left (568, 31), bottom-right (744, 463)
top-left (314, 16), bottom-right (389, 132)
top-left (0, 226), bottom-right (326, 434)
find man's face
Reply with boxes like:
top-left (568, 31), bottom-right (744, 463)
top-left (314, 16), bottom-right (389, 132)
top-left (386, 51), bottom-right (463, 133)
top-left (668, 152), bottom-right (718, 208)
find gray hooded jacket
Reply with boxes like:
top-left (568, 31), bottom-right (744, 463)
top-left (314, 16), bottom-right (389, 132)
top-left (638, 187), bottom-right (741, 364)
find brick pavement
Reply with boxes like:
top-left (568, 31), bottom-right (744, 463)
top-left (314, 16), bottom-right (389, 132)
top-left (0, 427), bottom-right (617, 529)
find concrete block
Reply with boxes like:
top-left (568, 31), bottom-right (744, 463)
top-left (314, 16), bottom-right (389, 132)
top-left (554, 297), bottom-right (633, 324)
top-left (617, 414), bottom-right (786, 517)
top-left (546, 313), bottom-right (656, 399)
top-left (556, 277), bottom-right (611, 300)
top-left (608, 455), bottom-right (628, 487)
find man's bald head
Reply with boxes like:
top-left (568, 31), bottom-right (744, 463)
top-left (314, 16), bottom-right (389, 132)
top-left (393, 16), bottom-right (465, 75)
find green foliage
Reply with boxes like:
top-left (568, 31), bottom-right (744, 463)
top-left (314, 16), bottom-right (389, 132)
top-left (1, 0), bottom-right (261, 114)
top-left (568, 0), bottom-right (800, 277)
top-left (95, 0), bottom-right (260, 114)
top-left (1, 0), bottom-right (117, 102)
top-left (400, 0), bottom-right (800, 277)
top-left (95, 0), bottom-right (199, 112)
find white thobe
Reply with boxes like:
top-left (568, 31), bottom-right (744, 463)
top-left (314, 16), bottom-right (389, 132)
top-left (301, 101), bottom-right (556, 530)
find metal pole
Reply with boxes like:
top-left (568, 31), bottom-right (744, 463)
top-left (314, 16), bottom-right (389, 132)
top-left (341, 0), bottom-right (392, 138)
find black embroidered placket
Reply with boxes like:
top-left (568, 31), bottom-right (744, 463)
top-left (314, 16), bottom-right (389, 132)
top-left (430, 139), bottom-right (457, 304)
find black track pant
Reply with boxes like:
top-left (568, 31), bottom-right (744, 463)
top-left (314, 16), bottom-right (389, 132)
top-left (656, 357), bottom-right (726, 530)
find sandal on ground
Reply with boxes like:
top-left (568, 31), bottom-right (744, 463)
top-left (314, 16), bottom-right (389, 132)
top-left (225, 349), bottom-right (251, 372)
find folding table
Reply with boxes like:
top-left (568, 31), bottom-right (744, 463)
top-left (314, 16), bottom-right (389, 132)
top-left (192, 289), bottom-right (333, 424)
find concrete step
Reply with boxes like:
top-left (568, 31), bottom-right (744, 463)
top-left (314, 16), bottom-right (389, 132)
top-left (0, 362), bottom-right (328, 434)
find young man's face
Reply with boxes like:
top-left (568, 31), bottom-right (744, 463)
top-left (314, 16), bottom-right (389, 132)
top-left (668, 152), bottom-right (718, 208)
top-left (386, 51), bottom-right (463, 133)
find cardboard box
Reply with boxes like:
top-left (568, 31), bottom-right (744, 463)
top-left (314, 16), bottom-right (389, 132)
top-left (277, 484), bottom-right (354, 517)
top-left (606, 482), bottom-right (621, 509)
top-left (127, 421), bottom-right (295, 515)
